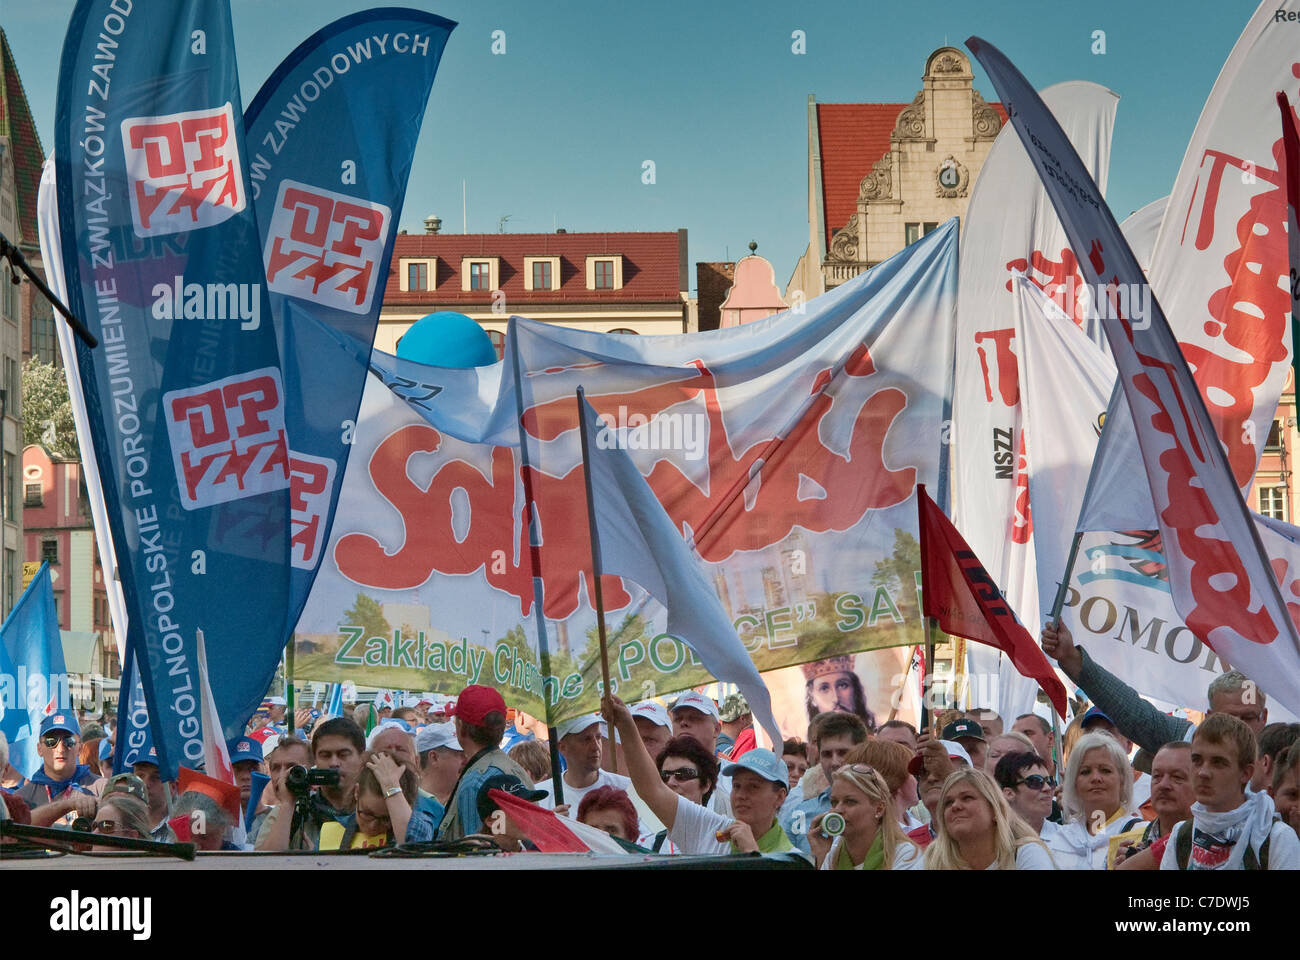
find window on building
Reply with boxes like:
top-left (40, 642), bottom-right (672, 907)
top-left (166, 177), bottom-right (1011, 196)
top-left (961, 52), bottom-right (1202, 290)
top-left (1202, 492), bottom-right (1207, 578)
top-left (42, 539), bottom-right (58, 565)
top-left (593, 260), bottom-right (615, 290)
top-left (407, 262), bottom-right (428, 291)
top-left (31, 302), bottom-right (57, 365)
top-left (470, 262), bottom-right (491, 291)
top-left (5, 357), bottom-right (17, 419)
top-left (924, 222), bottom-right (939, 234)
top-left (4, 454), bottom-right (14, 521)
top-left (905, 223), bottom-right (921, 246)
top-left (1, 264), bottom-right (15, 324)
top-left (1260, 486), bottom-right (1287, 520)
top-left (532, 260), bottom-right (553, 291)
top-left (487, 329), bottom-right (506, 361)
top-left (4, 549), bottom-right (14, 613)
top-left (1266, 419), bottom-right (1283, 450)
top-left (24, 482), bottom-right (42, 507)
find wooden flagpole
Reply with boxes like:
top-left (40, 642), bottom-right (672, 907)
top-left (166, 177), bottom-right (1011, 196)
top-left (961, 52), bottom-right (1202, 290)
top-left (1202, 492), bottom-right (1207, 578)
top-left (575, 387), bottom-right (617, 774)
top-left (509, 322), bottom-right (565, 803)
top-left (1046, 530), bottom-right (1084, 774)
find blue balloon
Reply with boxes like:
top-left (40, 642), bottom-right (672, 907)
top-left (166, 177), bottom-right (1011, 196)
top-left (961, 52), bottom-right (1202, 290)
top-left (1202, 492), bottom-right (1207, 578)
top-left (396, 312), bottom-right (498, 368)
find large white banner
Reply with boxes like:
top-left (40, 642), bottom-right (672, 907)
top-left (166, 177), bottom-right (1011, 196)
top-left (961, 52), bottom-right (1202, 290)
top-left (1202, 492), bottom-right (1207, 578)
top-left (951, 82), bottom-right (1118, 720)
top-left (1083, 0), bottom-right (1296, 531)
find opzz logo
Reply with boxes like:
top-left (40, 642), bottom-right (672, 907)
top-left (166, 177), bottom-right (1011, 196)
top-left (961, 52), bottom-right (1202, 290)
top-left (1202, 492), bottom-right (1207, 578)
top-left (265, 180), bottom-right (391, 314)
top-left (289, 452), bottom-right (336, 570)
top-left (163, 369), bottom-right (291, 510)
top-left (122, 103), bottom-right (246, 237)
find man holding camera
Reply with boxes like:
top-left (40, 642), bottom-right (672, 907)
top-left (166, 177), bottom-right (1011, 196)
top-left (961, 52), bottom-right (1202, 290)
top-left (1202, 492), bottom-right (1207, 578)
top-left (256, 717), bottom-right (366, 851)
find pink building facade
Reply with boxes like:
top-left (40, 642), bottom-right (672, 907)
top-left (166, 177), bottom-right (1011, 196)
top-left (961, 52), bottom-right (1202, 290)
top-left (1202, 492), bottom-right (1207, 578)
top-left (22, 444), bottom-right (118, 680)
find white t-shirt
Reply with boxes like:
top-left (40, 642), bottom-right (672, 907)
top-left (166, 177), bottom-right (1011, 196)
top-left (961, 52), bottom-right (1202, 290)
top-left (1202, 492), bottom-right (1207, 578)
top-left (819, 837), bottom-right (922, 870)
top-left (537, 769), bottom-right (631, 810)
top-left (1159, 818), bottom-right (1300, 870)
top-left (667, 793), bottom-right (733, 855)
top-left (1002, 841), bottom-right (1058, 870)
top-left (637, 828), bottom-right (681, 854)
top-left (1046, 813), bottom-right (1144, 870)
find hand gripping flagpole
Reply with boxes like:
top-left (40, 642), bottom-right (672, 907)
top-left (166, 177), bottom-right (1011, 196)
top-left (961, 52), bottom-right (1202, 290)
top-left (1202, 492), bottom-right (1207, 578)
top-left (575, 386), bottom-right (617, 774)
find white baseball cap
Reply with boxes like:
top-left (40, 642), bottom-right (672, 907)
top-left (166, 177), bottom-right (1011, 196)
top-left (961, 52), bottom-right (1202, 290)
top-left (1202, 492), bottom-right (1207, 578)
top-left (557, 713), bottom-right (606, 740)
top-left (267, 696), bottom-right (287, 707)
top-left (630, 701), bottom-right (672, 730)
top-left (415, 723), bottom-right (462, 752)
top-left (669, 691), bottom-right (720, 721)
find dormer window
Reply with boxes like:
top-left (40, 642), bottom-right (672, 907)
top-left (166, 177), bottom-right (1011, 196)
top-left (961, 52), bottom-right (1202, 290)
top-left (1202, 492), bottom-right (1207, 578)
top-left (525, 256), bottom-right (560, 291)
top-left (586, 255), bottom-right (623, 291)
top-left (462, 257), bottom-right (499, 292)
top-left (399, 258), bottom-right (436, 291)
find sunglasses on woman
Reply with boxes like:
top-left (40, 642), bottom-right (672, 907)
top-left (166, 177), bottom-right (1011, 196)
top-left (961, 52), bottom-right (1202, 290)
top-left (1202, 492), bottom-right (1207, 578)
top-left (92, 820), bottom-right (137, 836)
top-left (1014, 774), bottom-right (1056, 791)
top-left (660, 767), bottom-right (701, 783)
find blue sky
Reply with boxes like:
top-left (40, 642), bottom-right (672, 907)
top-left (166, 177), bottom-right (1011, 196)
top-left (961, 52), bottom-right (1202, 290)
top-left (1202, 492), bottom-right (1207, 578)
top-left (3, 0), bottom-right (1262, 294)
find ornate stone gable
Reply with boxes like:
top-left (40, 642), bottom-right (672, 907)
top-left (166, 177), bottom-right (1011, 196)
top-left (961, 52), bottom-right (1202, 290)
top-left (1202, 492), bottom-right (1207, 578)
top-left (817, 46), bottom-right (1003, 284)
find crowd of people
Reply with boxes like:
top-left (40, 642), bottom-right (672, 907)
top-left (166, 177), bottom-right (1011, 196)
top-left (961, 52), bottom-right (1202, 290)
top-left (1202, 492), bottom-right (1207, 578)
top-left (3, 621), bottom-right (1299, 869)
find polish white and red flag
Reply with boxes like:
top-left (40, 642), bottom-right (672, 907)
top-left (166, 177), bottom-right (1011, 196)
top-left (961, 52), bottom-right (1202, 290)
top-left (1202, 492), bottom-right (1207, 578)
top-left (969, 34), bottom-right (1300, 714)
top-left (196, 629), bottom-right (235, 787)
top-left (489, 789), bottom-right (627, 854)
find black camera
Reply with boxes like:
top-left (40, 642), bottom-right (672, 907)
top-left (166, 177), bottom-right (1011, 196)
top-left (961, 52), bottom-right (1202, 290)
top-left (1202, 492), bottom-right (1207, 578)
top-left (285, 764), bottom-right (340, 798)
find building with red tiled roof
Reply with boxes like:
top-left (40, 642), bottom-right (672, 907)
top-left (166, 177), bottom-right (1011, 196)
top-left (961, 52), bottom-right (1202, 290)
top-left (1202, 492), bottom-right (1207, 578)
top-left (789, 47), bottom-right (1007, 298)
top-left (380, 226), bottom-right (690, 355)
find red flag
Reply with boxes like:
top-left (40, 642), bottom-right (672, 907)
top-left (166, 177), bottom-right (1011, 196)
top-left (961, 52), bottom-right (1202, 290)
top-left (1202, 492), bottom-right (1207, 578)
top-left (177, 766), bottom-right (242, 824)
top-left (917, 485), bottom-right (1068, 717)
top-left (488, 789), bottom-right (590, 853)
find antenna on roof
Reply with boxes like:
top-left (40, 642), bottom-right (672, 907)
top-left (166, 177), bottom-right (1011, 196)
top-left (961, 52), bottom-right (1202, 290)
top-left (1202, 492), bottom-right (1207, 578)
top-left (498, 214), bottom-right (513, 233)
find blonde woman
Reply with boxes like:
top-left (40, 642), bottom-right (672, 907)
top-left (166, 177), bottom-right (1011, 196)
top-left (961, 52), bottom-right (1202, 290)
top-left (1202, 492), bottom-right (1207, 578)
top-left (808, 763), bottom-right (921, 870)
top-left (1046, 731), bottom-right (1143, 869)
top-left (923, 769), bottom-right (1056, 870)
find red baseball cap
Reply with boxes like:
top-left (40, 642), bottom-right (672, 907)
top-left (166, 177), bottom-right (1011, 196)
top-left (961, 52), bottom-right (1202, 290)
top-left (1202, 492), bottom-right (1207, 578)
top-left (450, 685), bottom-right (507, 725)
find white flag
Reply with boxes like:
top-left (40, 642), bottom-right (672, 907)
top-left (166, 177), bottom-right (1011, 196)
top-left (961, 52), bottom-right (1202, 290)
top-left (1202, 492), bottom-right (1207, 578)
top-left (575, 394), bottom-right (781, 750)
top-left (951, 81), bottom-right (1117, 719)
top-left (972, 31), bottom-right (1300, 717)
top-left (1080, 0), bottom-right (1297, 531)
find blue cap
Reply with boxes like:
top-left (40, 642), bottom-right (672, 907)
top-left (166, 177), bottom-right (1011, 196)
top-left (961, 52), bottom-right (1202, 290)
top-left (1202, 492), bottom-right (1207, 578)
top-left (98, 739), bottom-right (114, 762)
top-left (1081, 707), bottom-right (1114, 730)
top-left (39, 712), bottom-right (81, 738)
top-left (124, 731), bottom-right (159, 768)
top-left (228, 736), bottom-right (263, 765)
top-left (721, 748), bottom-right (788, 787)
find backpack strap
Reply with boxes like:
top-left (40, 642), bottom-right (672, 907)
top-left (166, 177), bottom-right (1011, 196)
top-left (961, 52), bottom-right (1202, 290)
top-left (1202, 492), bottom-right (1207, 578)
top-left (1243, 833), bottom-right (1271, 870)
top-left (1176, 821), bottom-right (1271, 869)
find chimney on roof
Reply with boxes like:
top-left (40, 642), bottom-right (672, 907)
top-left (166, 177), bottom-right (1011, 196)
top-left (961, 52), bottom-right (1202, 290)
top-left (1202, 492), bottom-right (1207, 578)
top-left (423, 214), bottom-right (442, 235)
